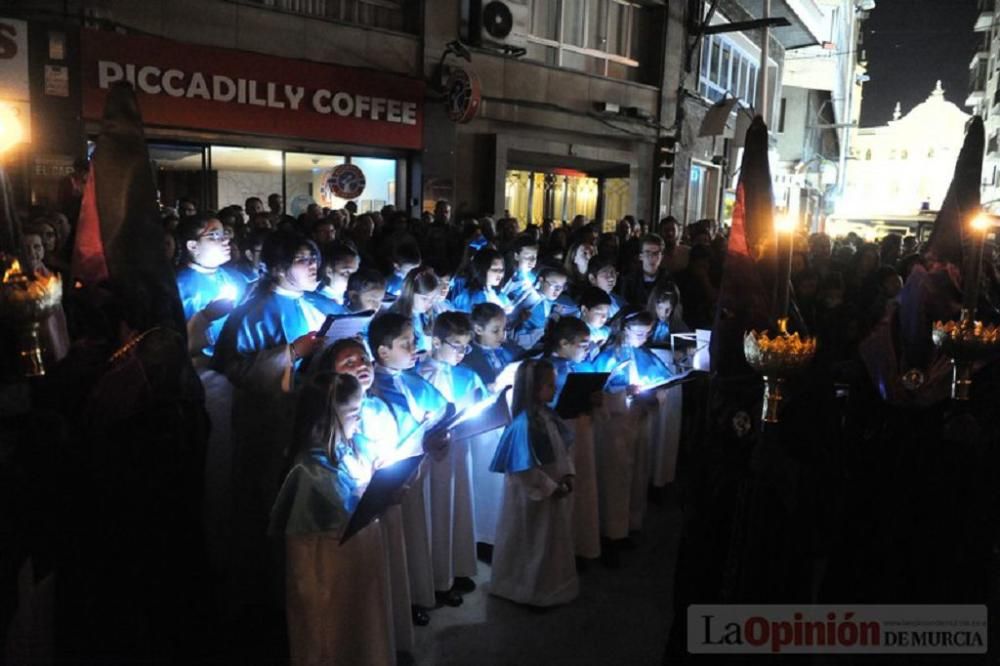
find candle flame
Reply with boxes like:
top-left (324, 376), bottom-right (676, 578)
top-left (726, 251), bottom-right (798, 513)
top-left (971, 213), bottom-right (991, 232)
top-left (3, 258), bottom-right (23, 283)
top-left (774, 215), bottom-right (796, 234)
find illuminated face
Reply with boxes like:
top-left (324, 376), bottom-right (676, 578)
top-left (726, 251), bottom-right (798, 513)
top-left (337, 392), bottom-right (363, 441)
top-left (37, 223), bottom-right (57, 254)
top-left (412, 290), bottom-right (435, 315)
top-left (640, 242), bottom-right (663, 276)
top-left (590, 267), bottom-right (617, 293)
top-left (655, 298), bottom-right (674, 322)
top-left (557, 335), bottom-right (590, 363)
top-left (535, 366), bottom-right (556, 404)
top-left (474, 315), bottom-right (506, 349)
top-left (333, 345), bottom-right (374, 391)
top-left (434, 332), bottom-right (472, 366)
top-left (538, 274), bottom-right (568, 301)
top-left (435, 275), bottom-right (453, 303)
top-left (581, 304), bottom-right (610, 329)
top-left (354, 287), bottom-right (386, 313)
top-left (573, 244), bottom-right (595, 275)
top-left (325, 256), bottom-right (360, 298)
top-left (187, 219), bottom-right (231, 269)
top-left (623, 322), bottom-right (652, 348)
top-left (21, 234), bottom-right (44, 272)
top-left (516, 247), bottom-right (538, 273)
top-left (378, 325), bottom-right (417, 370)
top-left (280, 245), bottom-right (319, 293)
top-left (486, 259), bottom-right (505, 288)
top-left (313, 222), bottom-right (336, 245)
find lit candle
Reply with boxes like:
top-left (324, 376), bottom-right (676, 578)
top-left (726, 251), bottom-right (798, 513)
top-left (774, 214), bottom-right (796, 325)
top-left (963, 213), bottom-right (991, 316)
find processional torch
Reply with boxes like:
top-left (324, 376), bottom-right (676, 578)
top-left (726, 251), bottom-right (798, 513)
top-left (743, 215), bottom-right (817, 423)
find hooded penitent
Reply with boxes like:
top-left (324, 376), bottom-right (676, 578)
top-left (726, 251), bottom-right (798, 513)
top-left (711, 115), bottom-right (778, 377)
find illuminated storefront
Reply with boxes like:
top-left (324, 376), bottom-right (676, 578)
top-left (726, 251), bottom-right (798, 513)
top-left (74, 28), bottom-right (423, 215)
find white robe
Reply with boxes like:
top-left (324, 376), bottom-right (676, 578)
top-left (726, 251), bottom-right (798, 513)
top-left (470, 429), bottom-right (504, 545)
top-left (490, 413), bottom-right (578, 607)
top-left (417, 361), bottom-right (481, 592)
top-left (649, 384), bottom-right (684, 487)
top-left (594, 392), bottom-right (634, 540)
top-left (285, 524), bottom-right (394, 666)
top-left (568, 413), bottom-right (601, 559)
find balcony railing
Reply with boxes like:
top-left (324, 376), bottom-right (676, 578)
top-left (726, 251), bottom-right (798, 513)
top-left (974, 1), bottom-right (994, 32)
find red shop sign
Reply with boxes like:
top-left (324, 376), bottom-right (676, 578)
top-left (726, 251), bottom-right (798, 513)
top-left (80, 29), bottom-right (424, 150)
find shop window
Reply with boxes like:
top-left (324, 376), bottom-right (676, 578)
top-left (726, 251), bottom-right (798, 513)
top-left (349, 157), bottom-right (397, 213)
top-left (210, 146), bottom-right (283, 215)
top-left (243, 0), bottom-right (414, 34)
top-left (285, 152), bottom-right (346, 217)
top-left (149, 143), bottom-right (208, 213)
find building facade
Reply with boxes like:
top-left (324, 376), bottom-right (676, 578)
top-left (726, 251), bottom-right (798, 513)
top-left (967, 0), bottom-right (1000, 210)
top-left (834, 81), bottom-right (971, 238)
top-left (0, 1), bottom-right (858, 230)
top-left (773, 0), bottom-right (870, 232)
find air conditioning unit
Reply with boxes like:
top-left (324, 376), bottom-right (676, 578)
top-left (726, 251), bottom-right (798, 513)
top-left (462, 0), bottom-right (530, 48)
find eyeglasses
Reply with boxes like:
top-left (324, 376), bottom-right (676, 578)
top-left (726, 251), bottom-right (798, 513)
top-left (199, 230), bottom-right (228, 242)
top-left (443, 340), bottom-right (472, 355)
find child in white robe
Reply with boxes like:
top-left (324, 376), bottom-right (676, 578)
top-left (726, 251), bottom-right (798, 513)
top-left (489, 360), bottom-right (578, 607)
top-left (417, 312), bottom-right (489, 603)
top-left (269, 372), bottom-right (393, 666)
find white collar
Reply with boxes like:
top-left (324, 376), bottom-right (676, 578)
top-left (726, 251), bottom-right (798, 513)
top-left (274, 285), bottom-right (303, 299)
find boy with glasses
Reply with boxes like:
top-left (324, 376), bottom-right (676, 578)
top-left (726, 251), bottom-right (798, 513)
top-left (417, 312), bottom-right (489, 606)
top-left (511, 267), bottom-right (569, 350)
top-left (619, 233), bottom-right (669, 307)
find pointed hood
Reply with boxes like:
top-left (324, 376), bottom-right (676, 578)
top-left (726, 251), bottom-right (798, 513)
top-left (711, 116), bottom-right (777, 376)
top-left (924, 116), bottom-right (984, 267)
top-left (71, 82), bottom-right (185, 335)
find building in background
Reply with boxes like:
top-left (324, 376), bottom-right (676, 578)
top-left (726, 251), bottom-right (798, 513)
top-left (967, 0), bottom-right (1000, 210)
top-left (773, 0), bottom-right (871, 232)
top-left (832, 81), bottom-right (970, 239)
top-left (665, 0), bottom-right (827, 229)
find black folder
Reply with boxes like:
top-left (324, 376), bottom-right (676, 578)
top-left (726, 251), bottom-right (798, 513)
top-left (340, 453), bottom-right (424, 545)
top-left (554, 372), bottom-right (610, 420)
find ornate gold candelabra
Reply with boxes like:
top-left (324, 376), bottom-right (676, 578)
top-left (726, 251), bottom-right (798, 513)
top-left (0, 258), bottom-right (63, 377)
top-left (744, 317), bottom-right (817, 423)
top-left (931, 311), bottom-right (1000, 401)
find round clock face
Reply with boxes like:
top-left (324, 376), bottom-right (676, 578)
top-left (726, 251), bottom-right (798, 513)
top-left (446, 68), bottom-right (481, 124)
top-left (325, 164), bottom-right (366, 200)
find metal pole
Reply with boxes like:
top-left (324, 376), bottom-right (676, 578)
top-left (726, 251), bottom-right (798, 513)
top-left (757, 0), bottom-right (770, 125)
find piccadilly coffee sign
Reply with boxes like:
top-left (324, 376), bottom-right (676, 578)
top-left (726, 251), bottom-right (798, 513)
top-left (81, 29), bottom-right (424, 149)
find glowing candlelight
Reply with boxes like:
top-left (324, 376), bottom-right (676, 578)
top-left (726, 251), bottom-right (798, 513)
top-left (963, 213), bottom-right (991, 316)
top-left (218, 283), bottom-right (238, 301)
top-left (774, 214), bottom-right (795, 324)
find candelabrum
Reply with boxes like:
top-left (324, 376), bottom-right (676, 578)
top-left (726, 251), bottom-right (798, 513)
top-left (0, 257), bottom-right (63, 377)
top-left (931, 310), bottom-right (1000, 401)
top-left (743, 318), bottom-right (817, 423)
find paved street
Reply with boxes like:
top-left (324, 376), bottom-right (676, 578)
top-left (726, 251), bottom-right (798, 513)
top-left (412, 493), bottom-right (685, 666)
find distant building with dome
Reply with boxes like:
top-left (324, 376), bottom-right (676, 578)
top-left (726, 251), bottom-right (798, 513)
top-left (834, 81), bottom-right (971, 233)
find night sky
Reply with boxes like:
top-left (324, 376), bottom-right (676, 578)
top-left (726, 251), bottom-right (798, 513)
top-left (860, 0), bottom-right (979, 126)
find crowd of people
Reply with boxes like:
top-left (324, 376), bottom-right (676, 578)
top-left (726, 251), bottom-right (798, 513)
top-left (18, 189), bottom-right (937, 665)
